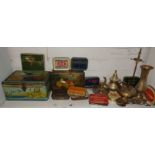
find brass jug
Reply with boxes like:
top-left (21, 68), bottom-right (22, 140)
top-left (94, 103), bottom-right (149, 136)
top-left (136, 65), bottom-right (154, 92)
top-left (108, 70), bottom-right (120, 91)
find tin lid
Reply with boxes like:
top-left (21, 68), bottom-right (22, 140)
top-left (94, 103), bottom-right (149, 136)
top-left (144, 85), bottom-right (155, 105)
top-left (21, 54), bottom-right (45, 71)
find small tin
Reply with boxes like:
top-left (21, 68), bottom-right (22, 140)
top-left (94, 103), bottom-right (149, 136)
top-left (71, 57), bottom-right (88, 71)
top-left (52, 89), bottom-right (70, 100)
top-left (53, 57), bottom-right (70, 71)
top-left (68, 86), bottom-right (87, 97)
top-left (144, 85), bottom-right (155, 106)
top-left (21, 53), bottom-right (45, 71)
top-left (71, 95), bottom-right (88, 100)
top-left (85, 77), bottom-right (100, 88)
top-left (89, 94), bottom-right (109, 106)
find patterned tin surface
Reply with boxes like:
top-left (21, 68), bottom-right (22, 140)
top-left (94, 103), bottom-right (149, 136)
top-left (2, 71), bottom-right (50, 101)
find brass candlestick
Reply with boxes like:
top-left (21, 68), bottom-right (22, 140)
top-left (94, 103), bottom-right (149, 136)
top-left (123, 48), bottom-right (143, 87)
top-left (131, 48), bottom-right (143, 78)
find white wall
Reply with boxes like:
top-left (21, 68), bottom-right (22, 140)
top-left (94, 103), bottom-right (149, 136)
top-left (0, 48), bottom-right (12, 104)
top-left (8, 47), bottom-right (151, 80)
top-left (147, 47), bottom-right (155, 86)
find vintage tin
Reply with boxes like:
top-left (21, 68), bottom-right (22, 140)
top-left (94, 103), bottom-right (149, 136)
top-left (52, 89), bottom-right (70, 100)
top-left (2, 71), bottom-right (50, 101)
top-left (51, 71), bottom-right (85, 89)
top-left (70, 96), bottom-right (89, 100)
top-left (144, 85), bottom-right (155, 106)
top-left (51, 71), bottom-right (85, 100)
top-left (53, 57), bottom-right (71, 71)
top-left (71, 57), bottom-right (88, 71)
top-left (85, 77), bottom-right (100, 88)
top-left (68, 86), bottom-right (87, 97)
top-left (2, 54), bottom-right (50, 101)
top-left (89, 94), bottom-right (109, 106)
top-left (21, 53), bottom-right (45, 71)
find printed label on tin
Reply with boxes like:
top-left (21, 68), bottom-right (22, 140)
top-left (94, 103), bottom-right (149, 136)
top-left (53, 57), bottom-right (70, 70)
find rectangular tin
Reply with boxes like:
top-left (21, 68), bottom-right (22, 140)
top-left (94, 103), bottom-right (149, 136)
top-left (68, 86), bottom-right (87, 97)
top-left (52, 89), bottom-right (70, 100)
top-left (85, 77), bottom-right (100, 88)
top-left (21, 53), bottom-right (45, 71)
top-left (2, 70), bottom-right (50, 101)
top-left (53, 57), bottom-right (71, 71)
top-left (71, 57), bottom-right (88, 71)
top-left (89, 94), bottom-right (109, 106)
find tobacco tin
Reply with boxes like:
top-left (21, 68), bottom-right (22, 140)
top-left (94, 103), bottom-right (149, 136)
top-left (85, 77), bottom-right (100, 88)
top-left (71, 57), bottom-right (88, 71)
top-left (53, 57), bottom-right (71, 71)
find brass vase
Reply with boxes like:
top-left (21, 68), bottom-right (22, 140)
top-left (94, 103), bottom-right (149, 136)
top-left (136, 65), bottom-right (154, 92)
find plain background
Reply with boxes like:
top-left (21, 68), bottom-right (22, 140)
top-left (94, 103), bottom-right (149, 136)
top-left (0, 0), bottom-right (155, 155)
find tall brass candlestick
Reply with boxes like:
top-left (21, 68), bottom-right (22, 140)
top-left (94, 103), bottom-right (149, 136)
top-left (131, 48), bottom-right (143, 78)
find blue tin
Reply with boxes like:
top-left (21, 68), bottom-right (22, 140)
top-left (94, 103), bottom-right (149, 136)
top-left (71, 57), bottom-right (88, 71)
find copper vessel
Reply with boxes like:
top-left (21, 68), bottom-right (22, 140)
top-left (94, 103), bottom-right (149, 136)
top-left (136, 65), bottom-right (154, 92)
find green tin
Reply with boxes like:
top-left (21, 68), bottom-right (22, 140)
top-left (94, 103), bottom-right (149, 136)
top-left (2, 54), bottom-right (50, 101)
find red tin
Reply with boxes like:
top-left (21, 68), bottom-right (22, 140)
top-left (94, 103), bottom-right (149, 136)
top-left (144, 85), bottom-right (155, 105)
top-left (89, 94), bottom-right (109, 106)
